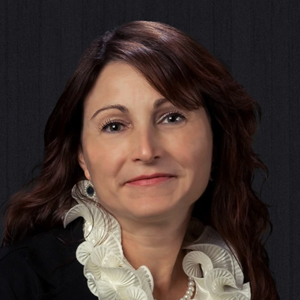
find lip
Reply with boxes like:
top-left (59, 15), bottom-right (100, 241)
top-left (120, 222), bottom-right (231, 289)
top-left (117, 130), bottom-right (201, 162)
top-left (125, 173), bottom-right (176, 186)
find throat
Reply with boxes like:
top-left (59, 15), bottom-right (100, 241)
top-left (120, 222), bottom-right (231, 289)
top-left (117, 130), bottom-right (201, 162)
top-left (151, 250), bottom-right (194, 300)
top-left (153, 275), bottom-right (195, 300)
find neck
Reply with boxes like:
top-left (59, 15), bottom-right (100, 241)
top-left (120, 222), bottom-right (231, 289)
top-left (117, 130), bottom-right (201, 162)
top-left (118, 211), bottom-right (193, 300)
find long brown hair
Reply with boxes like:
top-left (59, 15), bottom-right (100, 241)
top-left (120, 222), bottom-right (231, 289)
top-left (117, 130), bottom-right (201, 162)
top-left (3, 21), bottom-right (277, 299)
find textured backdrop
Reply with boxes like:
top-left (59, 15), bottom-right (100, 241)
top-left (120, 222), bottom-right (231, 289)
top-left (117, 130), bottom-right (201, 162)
top-left (0, 1), bottom-right (299, 299)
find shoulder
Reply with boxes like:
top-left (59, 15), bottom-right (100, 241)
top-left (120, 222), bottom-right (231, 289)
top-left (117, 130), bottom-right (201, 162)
top-left (0, 218), bottom-right (96, 300)
top-left (0, 239), bottom-right (35, 299)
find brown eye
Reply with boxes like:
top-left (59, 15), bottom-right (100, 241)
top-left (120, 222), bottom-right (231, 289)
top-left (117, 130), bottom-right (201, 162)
top-left (160, 112), bottom-right (185, 124)
top-left (102, 121), bottom-right (125, 133)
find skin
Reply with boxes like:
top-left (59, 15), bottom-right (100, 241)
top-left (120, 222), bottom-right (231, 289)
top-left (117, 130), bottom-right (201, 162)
top-left (78, 61), bottom-right (213, 299)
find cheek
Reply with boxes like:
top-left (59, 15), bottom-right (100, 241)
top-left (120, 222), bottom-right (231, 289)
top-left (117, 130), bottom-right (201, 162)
top-left (82, 139), bottom-right (125, 180)
top-left (193, 136), bottom-right (213, 163)
top-left (182, 134), bottom-right (213, 201)
top-left (170, 129), bottom-right (213, 173)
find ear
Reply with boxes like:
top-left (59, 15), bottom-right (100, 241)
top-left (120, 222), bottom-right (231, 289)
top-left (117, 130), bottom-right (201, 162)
top-left (78, 149), bottom-right (91, 180)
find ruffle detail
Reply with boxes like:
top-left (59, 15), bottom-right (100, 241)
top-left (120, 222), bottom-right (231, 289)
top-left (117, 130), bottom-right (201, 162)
top-left (64, 181), bottom-right (154, 300)
top-left (183, 228), bottom-right (251, 300)
top-left (64, 180), bottom-right (251, 300)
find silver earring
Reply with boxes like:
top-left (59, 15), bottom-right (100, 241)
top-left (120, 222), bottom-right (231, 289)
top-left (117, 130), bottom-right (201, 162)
top-left (83, 180), bottom-right (96, 198)
top-left (71, 180), bottom-right (97, 202)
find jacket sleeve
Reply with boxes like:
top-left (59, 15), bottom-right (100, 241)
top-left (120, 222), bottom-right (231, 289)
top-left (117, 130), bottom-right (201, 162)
top-left (0, 271), bottom-right (17, 300)
top-left (0, 244), bottom-right (41, 300)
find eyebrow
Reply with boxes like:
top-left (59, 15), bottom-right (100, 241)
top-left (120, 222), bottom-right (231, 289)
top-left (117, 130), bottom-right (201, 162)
top-left (90, 98), bottom-right (169, 120)
top-left (90, 104), bottom-right (128, 120)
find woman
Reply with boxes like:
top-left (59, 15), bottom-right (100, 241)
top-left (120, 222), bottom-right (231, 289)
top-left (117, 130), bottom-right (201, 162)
top-left (0, 21), bottom-right (278, 299)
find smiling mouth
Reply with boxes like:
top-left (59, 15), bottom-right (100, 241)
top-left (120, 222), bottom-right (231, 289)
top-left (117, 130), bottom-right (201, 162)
top-left (125, 174), bottom-right (175, 186)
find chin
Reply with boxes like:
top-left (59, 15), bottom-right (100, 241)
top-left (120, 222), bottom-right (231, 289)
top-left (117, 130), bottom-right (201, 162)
top-left (118, 201), bottom-right (191, 223)
top-left (99, 192), bottom-right (194, 223)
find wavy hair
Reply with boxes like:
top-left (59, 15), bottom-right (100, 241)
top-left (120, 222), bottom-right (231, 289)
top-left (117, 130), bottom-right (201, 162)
top-left (3, 21), bottom-right (277, 299)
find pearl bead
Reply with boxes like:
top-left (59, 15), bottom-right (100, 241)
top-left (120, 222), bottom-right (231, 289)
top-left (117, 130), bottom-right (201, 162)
top-left (158, 277), bottom-right (195, 300)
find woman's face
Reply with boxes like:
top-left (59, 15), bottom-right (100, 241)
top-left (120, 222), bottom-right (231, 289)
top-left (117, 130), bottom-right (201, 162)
top-left (78, 62), bottom-right (213, 224)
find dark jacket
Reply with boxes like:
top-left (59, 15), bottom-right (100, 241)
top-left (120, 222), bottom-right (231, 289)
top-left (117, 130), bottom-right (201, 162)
top-left (0, 219), bottom-right (96, 300)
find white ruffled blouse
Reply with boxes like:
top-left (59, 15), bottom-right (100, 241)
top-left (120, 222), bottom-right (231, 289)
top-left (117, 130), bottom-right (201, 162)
top-left (64, 186), bottom-right (251, 300)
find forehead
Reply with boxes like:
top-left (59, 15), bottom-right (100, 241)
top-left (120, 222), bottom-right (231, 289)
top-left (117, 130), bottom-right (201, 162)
top-left (84, 61), bottom-right (163, 111)
top-left (98, 61), bottom-right (141, 83)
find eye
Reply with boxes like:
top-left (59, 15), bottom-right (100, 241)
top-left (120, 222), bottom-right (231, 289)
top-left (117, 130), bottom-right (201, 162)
top-left (159, 111), bottom-right (186, 124)
top-left (101, 120), bottom-right (126, 133)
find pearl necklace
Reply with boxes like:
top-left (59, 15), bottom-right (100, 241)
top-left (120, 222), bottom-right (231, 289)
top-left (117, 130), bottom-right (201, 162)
top-left (155, 277), bottom-right (195, 300)
top-left (179, 277), bottom-right (195, 300)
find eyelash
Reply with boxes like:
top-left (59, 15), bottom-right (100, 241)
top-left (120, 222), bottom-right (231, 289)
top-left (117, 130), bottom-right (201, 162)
top-left (157, 110), bottom-right (186, 124)
top-left (100, 111), bottom-right (186, 133)
top-left (100, 119), bottom-right (125, 133)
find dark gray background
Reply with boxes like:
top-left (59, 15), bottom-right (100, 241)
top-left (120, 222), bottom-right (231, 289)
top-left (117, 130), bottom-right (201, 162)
top-left (0, 1), bottom-right (299, 299)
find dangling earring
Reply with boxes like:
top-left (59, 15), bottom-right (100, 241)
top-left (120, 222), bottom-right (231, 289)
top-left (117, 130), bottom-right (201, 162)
top-left (85, 181), bottom-right (96, 198)
top-left (71, 179), bottom-right (97, 202)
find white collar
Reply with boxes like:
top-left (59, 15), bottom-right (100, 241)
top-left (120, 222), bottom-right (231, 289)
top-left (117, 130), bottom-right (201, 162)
top-left (64, 190), bottom-right (251, 300)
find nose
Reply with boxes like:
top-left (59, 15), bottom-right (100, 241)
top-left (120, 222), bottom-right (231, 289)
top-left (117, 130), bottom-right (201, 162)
top-left (131, 127), bottom-right (161, 164)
